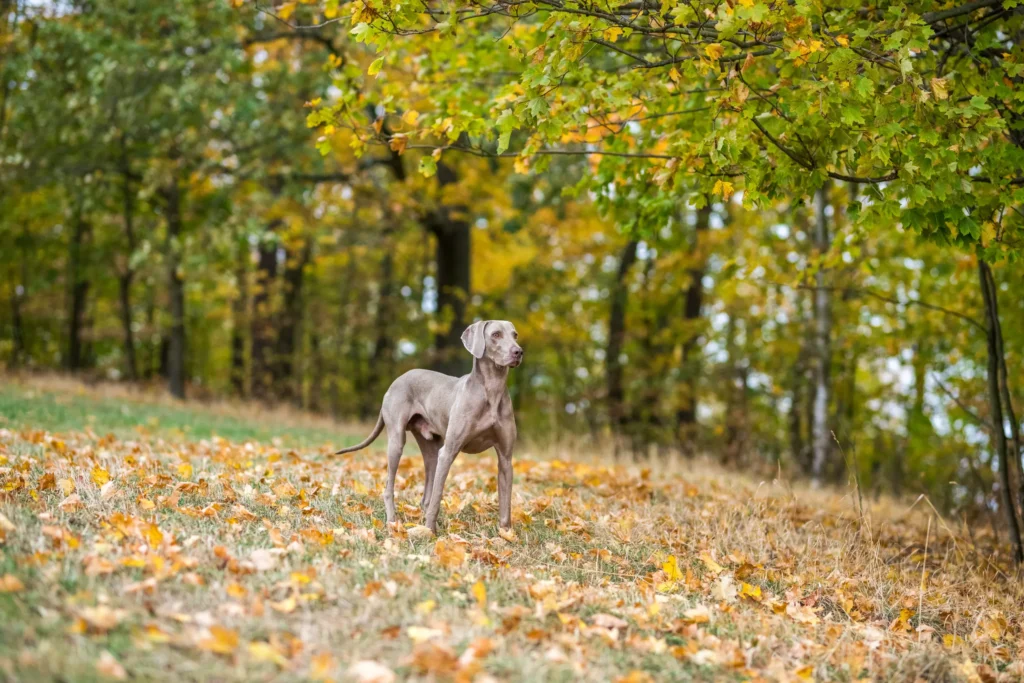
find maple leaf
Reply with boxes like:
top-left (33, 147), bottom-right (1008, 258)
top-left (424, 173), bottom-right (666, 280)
top-left (662, 555), bottom-right (683, 582)
top-left (712, 179), bottom-right (735, 201)
top-left (471, 580), bottom-right (487, 607)
top-left (433, 538), bottom-right (467, 569)
top-left (739, 582), bottom-right (762, 602)
top-left (91, 466), bottom-right (111, 487)
top-left (198, 625), bottom-right (239, 655)
top-left (704, 44), bottom-right (724, 61)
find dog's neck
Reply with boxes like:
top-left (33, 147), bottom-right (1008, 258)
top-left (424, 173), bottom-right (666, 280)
top-left (470, 356), bottom-right (509, 403)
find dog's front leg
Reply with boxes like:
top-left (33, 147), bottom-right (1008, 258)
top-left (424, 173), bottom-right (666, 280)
top-left (495, 423), bottom-right (516, 531)
top-left (496, 444), bottom-right (513, 531)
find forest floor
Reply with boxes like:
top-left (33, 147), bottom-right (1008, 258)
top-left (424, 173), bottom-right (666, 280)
top-left (1, 374), bottom-right (1022, 682)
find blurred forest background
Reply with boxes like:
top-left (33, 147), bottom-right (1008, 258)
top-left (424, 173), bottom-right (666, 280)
top-left (1, 1), bottom-right (1023, 542)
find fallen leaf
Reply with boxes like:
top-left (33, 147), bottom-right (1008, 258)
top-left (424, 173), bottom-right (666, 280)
top-left (711, 575), bottom-right (738, 603)
top-left (58, 493), bottom-right (83, 511)
top-left (91, 466), bottom-right (111, 487)
top-left (250, 548), bottom-right (279, 571)
top-left (433, 538), bottom-right (466, 569)
top-left (78, 605), bottom-right (126, 633)
top-left (663, 555), bottom-right (683, 582)
top-left (198, 625), bottom-right (239, 655)
top-left (591, 613), bottom-right (628, 630)
top-left (346, 660), bottom-right (396, 683)
top-left (471, 580), bottom-right (487, 607)
top-left (407, 625), bottom-right (444, 644)
top-left (96, 651), bottom-right (127, 680)
top-left (0, 574), bottom-right (25, 592)
top-left (248, 641), bottom-right (289, 668)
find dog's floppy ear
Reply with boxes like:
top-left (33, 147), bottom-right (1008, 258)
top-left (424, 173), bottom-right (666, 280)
top-left (461, 320), bottom-right (488, 359)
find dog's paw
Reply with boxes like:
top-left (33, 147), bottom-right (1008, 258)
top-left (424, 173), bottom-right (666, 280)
top-left (407, 524), bottom-right (435, 540)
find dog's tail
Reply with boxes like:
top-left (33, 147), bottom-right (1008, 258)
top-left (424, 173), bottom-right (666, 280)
top-left (334, 412), bottom-right (385, 455)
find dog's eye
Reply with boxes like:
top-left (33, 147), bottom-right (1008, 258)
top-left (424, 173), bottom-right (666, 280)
top-left (491, 331), bottom-right (501, 339)
top-left (513, 332), bottom-right (518, 339)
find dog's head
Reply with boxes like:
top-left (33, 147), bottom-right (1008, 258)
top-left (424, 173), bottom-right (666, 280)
top-left (461, 320), bottom-right (523, 368)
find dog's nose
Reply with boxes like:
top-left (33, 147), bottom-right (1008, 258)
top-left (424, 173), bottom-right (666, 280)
top-left (513, 347), bottom-right (523, 359)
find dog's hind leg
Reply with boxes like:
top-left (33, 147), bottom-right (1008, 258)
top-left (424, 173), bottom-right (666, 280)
top-left (383, 428), bottom-right (406, 525)
top-left (413, 432), bottom-right (440, 514)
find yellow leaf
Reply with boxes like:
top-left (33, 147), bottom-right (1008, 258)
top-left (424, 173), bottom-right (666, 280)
top-left (498, 527), bottom-right (518, 543)
top-left (835, 34), bottom-right (850, 47)
top-left (310, 652), bottom-right (337, 681)
top-left (143, 522), bottom-right (163, 548)
top-left (662, 555), bottom-right (683, 582)
top-left (603, 27), bottom-right (623, 42)
top-left (177, 462), bottom-right (193, 479)
top-left (269, 597), bottom-right (297, 613)
top-left (248, 641), bottom-right (289, 667)
top-left (415, 599), bottom-right (436, 615)
top-left (91, 467), bottom-right (110, 487)
top-left (199, 625), bottom-right (239, 655)
top-left (277, 2), bottom-right (297, 20)
top-left (471, 580), bottom-right (487, 607)
top-left (704, 43), bottom-right (724, 61)
top-left (739, 582), bottom-right (762, 601)
top-left (407, 625), bottom-right (443, 644)
top-left (712, 179), bottom-right (735, 201)
top-left (931, 77), bottom-right (949, 101)
top-left (668, 68), bottom-right (681, 84)
top-left (402, 110), bottom-right (420, 126)
top-left (699, 552), bottom-right (725, 573)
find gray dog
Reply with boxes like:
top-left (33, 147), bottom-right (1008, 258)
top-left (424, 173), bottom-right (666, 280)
top-left (335, 320), bottom-right (523, 534)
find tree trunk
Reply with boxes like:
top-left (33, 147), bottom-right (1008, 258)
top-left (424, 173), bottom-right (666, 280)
top-left (427, 162), bottom-right (471, 376)
top-left (274, 238), bottom-right (311, 402)
top-left (66, 204), bottom-right (90, 372)
top-left (676, 203), bottom-right (711, 452)
top-left (163, 178), bottom-right (186, 399)
top-left (810, 184), bottom-right (833, 484)
top-left (979, 258), bottom-right (1024, 563)
top-left (251, 220), bottom-right (281, 398)
top-left (366, 243), bottom-right (396, 418)
top-left (231, 237), bottom-right (249, 396)
top-left (9, 226), bottom-right (29, 365)
top-left (118, 158), bottom-right (138, 380)
top-left (607, 239), bottom-right (639, 440)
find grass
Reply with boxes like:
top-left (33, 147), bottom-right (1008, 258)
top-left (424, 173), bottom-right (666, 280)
top-left (0, 373), bottom-right (363, 447)
top-left (1, 374), bottom-right (1023, 682)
